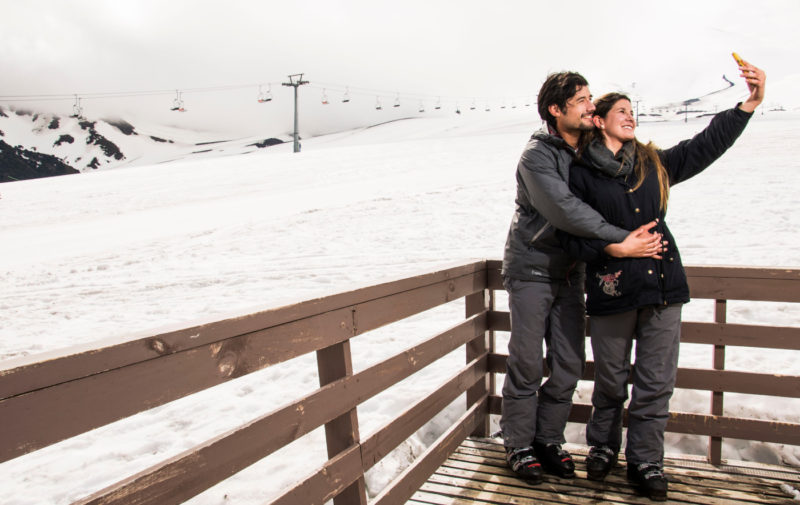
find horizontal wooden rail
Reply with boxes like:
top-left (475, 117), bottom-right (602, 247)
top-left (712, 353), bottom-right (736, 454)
top-left (488, 353), bottom-right (800, 398)
top-left (487, 396), bottom-right (800, 446)
top-left (681, 321), bottom-right (800, 349)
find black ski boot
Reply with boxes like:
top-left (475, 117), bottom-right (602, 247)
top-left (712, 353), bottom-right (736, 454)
top-left (627, 462), bottom-right (668, 501)
top-left (533, 442), bottom-right (575, 478)
top-left (586, 445), bottom-right (617, 481)
top-left (505, 446), bottom-right (543, 484)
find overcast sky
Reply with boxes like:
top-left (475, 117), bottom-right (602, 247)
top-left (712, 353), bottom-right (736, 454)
top-left (2, 0), bottom-right (798, 136)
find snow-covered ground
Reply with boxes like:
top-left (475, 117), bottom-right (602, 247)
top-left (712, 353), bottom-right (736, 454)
top-left (1, 108), bottom-right (799, 504)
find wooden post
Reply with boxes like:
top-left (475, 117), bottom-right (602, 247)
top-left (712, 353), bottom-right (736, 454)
top-left (709, 299), bottom-right (727, 466)
top-left (465, 288), bottom-right (493, 437)
top-left (316, 337), bottom-right (368, 505)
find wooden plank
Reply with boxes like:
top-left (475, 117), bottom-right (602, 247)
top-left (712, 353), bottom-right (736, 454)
top-left (465, 290), bottom-right (491, 437)
top-left (271, 443), bottom-right (363, 505)
top-left (684, 266), bottom-right (800, 282)
top-left (371, 397), bottom-right (487, 505)
top-left (676, 368), bottom-right (800, 397)
top-left (0, 261), bottom-right (488, 399)
top-left (73, 314), bottom-right (488, 505)
top-left (487, 396), bottom-right (800, 446)
top-left (353, 269), bottom-right (487, 336)
top-left (0, 308), bottom-right (354, 464)
top-left (687, 274), bottom-right (800, 303)
top-left (681, 322), bottom-right (800, 350)
top-left (360, 356), bottom-right (487, 470)
top-left (488, 351), bottom-right (800, 398)
top-left (490, 311), bottom-right (800, 352)
top-left (316, 340), bottom-right (368, 505)
top-left (666, 411), bottom-right (800, 445)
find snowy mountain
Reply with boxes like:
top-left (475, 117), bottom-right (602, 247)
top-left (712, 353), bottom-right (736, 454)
top-left (0, 105), bottom-right (288, 182)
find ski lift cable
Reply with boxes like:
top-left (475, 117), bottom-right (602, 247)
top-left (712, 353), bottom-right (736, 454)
top-left (0, 77), bottom-right (539, 114)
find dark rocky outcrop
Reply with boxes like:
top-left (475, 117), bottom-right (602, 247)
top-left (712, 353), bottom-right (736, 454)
top-left (86, 129), bottom-right (124, 160)
top-left (48, 117), bottom-right (60, 129)
top-left (54, 134), bottom-right (75, 147)
top-left (0, 139), bottom-right (79, 183)
top-left (249, 138), bottom-right (284, 148)
top-left (107, 119), bottom-right (137, 136)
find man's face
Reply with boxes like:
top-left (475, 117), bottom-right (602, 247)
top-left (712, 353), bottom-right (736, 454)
top-left (550, 85), bottom-right (595, 134)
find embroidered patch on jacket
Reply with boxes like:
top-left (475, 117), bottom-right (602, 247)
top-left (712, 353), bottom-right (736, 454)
top-left (596, 270), bottom-right (622, 296)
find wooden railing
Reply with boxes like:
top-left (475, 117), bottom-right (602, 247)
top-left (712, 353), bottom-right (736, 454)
top-left (485, 260), bottom-right (800, 466)
top-left (1, 260), bottom-right (798, 504)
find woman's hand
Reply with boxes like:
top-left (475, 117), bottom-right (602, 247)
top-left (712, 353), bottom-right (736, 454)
top-left (604, 220), bottom-right (666, 259)
top-left (736, 59), bottom-right (766, 113)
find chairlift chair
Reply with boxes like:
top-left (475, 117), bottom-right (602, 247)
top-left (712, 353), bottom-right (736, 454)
top-left (171, 90), bottom-right (185, 112)
top-left (375, 97), bottom-right (383, 110)
top-left (321, 89), bottom-right (330, 105)
top-left (394, 93), bottom-right (401, 108)
top-left (342, 87), bottom-right (350, 103)
top-left (418, 101), bottom-right (425, 113)
top-left (470, 99), bottom-right (476, 111)
top-left (70, 95), bottom-right (83, 119)
top-left (258, 84), bottom-right (273, 103)
top-left (434, 97), bottom-right (441, 110)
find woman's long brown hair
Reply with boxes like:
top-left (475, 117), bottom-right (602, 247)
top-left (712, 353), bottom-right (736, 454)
top-left (592, 92), bottom-right (670, 211)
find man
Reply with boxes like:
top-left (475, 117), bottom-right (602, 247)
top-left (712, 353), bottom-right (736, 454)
top-left (500, 71), bottom-right (661, 483)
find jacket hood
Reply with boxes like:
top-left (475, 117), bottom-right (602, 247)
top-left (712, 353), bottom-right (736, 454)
top-left (581, 138), bottom-right (635, 178)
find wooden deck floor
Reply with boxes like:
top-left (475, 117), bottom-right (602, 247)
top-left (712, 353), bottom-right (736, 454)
top-left (409, 438), bottom-right (800, 504)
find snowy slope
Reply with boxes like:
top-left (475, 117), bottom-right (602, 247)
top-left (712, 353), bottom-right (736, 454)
top-left (0, 109), bottom-right (799, 504)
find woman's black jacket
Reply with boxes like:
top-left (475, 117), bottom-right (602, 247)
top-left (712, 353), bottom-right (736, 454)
top-left (558, 106), bottom-right (752, 316)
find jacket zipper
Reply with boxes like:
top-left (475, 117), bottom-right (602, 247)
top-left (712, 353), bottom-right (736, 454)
top-left (529, 222), bottom-right (551, 244)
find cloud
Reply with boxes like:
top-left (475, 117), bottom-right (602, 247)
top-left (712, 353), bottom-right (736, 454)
top-left (1, 0), bottom-right (796, 135)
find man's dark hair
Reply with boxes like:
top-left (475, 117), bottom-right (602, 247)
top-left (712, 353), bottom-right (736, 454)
top-left (537, 71), bottom-right (589, 130)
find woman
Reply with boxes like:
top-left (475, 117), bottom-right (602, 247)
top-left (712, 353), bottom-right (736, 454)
top-left (559, 60), bottom-right (765, 501)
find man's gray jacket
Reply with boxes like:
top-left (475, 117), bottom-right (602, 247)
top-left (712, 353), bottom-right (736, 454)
top-left (501, 126), bottom-right (629, 282)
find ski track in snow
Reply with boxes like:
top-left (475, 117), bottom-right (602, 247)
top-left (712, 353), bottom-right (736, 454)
top-left (1, 112), bottom-right (799, 504)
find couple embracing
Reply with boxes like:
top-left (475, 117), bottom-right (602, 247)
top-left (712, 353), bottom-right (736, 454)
top-left (499, 57), bottom-right (765, 501)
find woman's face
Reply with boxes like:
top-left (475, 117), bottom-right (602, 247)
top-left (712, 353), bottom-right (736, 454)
top-left (594, 99), bottom-right (636, 144)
